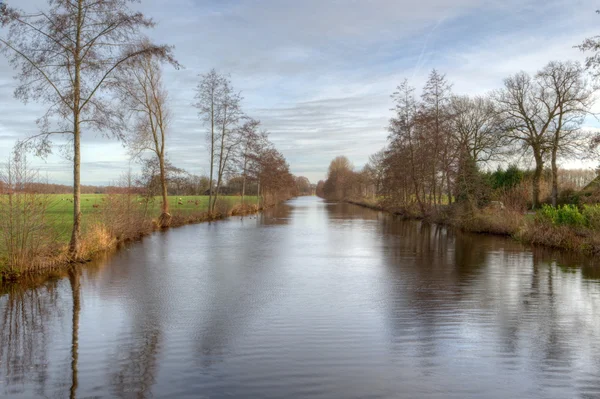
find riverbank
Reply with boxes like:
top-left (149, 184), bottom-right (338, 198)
top-left (0, 199), bottom-right (276, 283)
top-left (344, 198), bottom-right (600, 256)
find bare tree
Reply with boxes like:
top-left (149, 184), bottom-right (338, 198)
top-left (420, 70), bottom-right (454, 205)
top-left (195, 70), bottom-right (244, 213)
top-left (364, 148), bottom-right (386, 198)
top-left (577, 12), bottom-right (600, 80)
top-left (237, 118), bottom-right (261, 205)
top-left (194, 69), bottom-right (225, 214)
top-left (244, 128), bottom-right (272, 207)
top-left (0, 0), bottom-right (175, 257)
top-left (536, 61), bottom-right (594, 206)
top-left (495, 72), bottom-right (554, 209)
top-left (212, 76), bottom-right (244, 213)
top-left (295, 176), bottom-right (312, 195)
top-left (117, 52), bottom-right (177, 227)
top-left (257, 147), bottom-right (296, 205)
top-left (449, 94), bottom-right (504, 164)
top-left (496, 63), bottom-right (595, 208)
top-left (323, 156), bottom-right (354, 200)
top-left (388, 79), bottom-right (426, 212)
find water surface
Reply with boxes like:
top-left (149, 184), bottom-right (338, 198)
top-left (2, 197), bottom-right (600, 398)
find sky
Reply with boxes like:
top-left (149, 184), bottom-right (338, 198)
top-left (1, 0), bottom-right (600, 185)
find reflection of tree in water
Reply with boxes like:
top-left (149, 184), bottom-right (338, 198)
top-left (325, 201), bottom-right (381, 221)
top-left (379, 218), bottom-right (488, 288)
top-left (379, 219), bottom-right (467, 368)
top-left (258, 201), bottom-right (293, 225)
top-left (106, 243), bottom-right (165, 399)
top-left (193, 216), bottom-right (286, 371)
top-left (68, 267), bottom-right (81, 399)
top-left (378, 215), bottom-right (600, 392)
top-left (0, 278), bottom-right (64, 397)
top-left (109, 328), bottom-right (161, 399)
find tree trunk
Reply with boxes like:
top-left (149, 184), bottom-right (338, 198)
top-left (158, 155), bottom-right (171, 227)
top-left (446, 171), bottom-right (452, 205)
top-left (241, 174), bottom-right (246, 207)
top-left (532, 155), bottom-right (544, 209)
top-left (69, 114), bottom-right (82, 257)
top-left (212, 108), bottom-right (228, 213)
top-left (257, 177), bottom-right (261, 209)
top-left (551, 148), bottom-right (559, 208)
top-left (431, 167), bottom-right (436, 206)
top-left (208, 101), bottom-right (215, 215)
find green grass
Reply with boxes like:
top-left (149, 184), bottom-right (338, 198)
top-left (43, 194), bottom-right (258, 242)
top-left (154, 195), bottom-right (258, 214)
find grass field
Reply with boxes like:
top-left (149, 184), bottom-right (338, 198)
top-left (44, 194), bottom-right (258, 241)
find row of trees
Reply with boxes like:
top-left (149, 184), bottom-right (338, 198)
top-left (193, 70), bottom-right (303, 215)
top-left (0, 0), bottom-right (305, 258)
top-left (318, 56), bottom-right (600, 211)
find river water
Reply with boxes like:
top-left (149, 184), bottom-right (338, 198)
top-left (2, 196), bottom-right (600, 398)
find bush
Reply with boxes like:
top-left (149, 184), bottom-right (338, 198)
top-left (457, 207), bottom-right (522, 236)
top-left (517, 218), bottom-right (585, 252)
top-left (487, 164), bottom-right (524, 190)
top-left (557, 188), bottom-right (580, 206)
top-left (80, 223), bottom-right (114, 257)
top-left (96, 192), bottom-right (151, 241)
top-left (0, 151), bottom-right (62, 276)
top-left (583, 204), bottom-right (600, 230)
top-left (536, 204), bottom-right (586, 227)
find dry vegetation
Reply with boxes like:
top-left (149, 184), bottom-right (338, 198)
top-left (0, 154), bottom-right (299, 281)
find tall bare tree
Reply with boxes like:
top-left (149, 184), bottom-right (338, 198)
top-left (194, 69), bottom-right (225, 214)
top-left (495, 72), bottom-right (554, 209)
top-left (496, 63), bottom-right (595, 208)
top-left (117, 52), bottom-right (177, 227)
top-left (536, 61), bottom-right (594, 206)
top-left (212, 76), bottom-right (244, 213)
top-left (237, 118), bottom-right (261, 205)
top-left (0, 0), bottom-right (174, 257)
top-left (420, 70), bottom-right (454, 205)
top-left (388, 79), bottom-right (425, 212)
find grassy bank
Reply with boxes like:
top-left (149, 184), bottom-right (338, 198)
top-left (344, 198), bottom-right (600, 256)
top-left (0, 194), bottom-right (261, 281)
top-left (44, 194), bottom-right (258, 241)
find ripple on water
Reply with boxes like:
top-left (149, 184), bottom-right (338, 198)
top-left (1, 197), bottom-right (600, 399)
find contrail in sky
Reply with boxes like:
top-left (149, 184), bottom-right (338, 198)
top-left (411, 17), bottom-right (445, 80)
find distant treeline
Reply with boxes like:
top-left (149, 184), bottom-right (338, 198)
top-left (317, 60), bottom-right (600, 212)
top-left (0, 169), bottom-right (314, 198)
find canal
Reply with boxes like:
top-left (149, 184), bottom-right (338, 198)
top-left (2, 196), bottom-right (600, 398)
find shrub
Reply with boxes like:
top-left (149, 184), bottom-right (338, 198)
top-left (517, 218), bottom-right (585, 251)
top-left (536, 204), bottom-right (586, 227)
top-left (583, 204), bottom-right (600, 230)
top-left (96, 192), bottom-right (151, 241)
top-left (80, 223), bottom-right (114, 257)
top-left (0, 151), bottom-right (62, 276)
top-left (455, 206), bottom-right (522, 236)
top-left (557, 188), bottom-right (580, 206)
top-left (488, 164), bottom-right (524, 190)
top-left (496, 181), bottom-right (530, 212)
